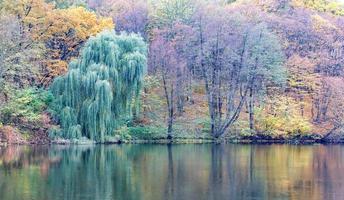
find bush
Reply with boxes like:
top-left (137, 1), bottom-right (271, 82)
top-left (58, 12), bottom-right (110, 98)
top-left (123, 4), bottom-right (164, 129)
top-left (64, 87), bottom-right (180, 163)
top-left (193, 118), bottom-right (211, 133)
top-left (255, 97), bottom-right (312, 136)
top-left (114, 126), bottom-right (132, 142)
top-left (48, 126), bottom-right (63, 139)
top-left (127, 125), bottom-right (165, 140)
top-left (0, 87), bottom-right (53, 125)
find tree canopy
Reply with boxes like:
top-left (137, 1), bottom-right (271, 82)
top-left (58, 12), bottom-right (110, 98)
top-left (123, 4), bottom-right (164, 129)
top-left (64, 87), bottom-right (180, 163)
top-left (50, 31), bottom-right (147, 142)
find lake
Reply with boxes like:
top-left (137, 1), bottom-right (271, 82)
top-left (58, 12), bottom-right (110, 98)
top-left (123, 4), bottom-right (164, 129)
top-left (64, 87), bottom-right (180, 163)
top-left (0, 144), bottom-right (343, 200)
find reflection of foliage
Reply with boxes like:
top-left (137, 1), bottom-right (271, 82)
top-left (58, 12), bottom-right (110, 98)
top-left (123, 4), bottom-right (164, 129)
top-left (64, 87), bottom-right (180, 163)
top-left (45, 146), bottom-right (142, 200)
top-left (1, 145), bottom-right (344, 199)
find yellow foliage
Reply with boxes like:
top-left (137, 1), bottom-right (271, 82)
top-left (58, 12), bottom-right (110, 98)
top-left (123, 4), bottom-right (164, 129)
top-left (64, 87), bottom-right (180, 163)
top-left (42, 60), bottom-right (68, 85)
top-left (2, 0), bottom-right (114, 39)
top-left (311, 14), bottom-right (338, 34)
top-left (292, 0), bottom-right (344, 16)
top-left (1, 0), bottom-right (114, 85)
top-left (44, 7), bottom-right (114, 41)
top-left (256, 96), bottom-right (312, 136)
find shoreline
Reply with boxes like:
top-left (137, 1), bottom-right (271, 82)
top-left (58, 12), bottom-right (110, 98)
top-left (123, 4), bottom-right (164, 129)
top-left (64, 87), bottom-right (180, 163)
top-left (1, 137), bottom-right (344, 146)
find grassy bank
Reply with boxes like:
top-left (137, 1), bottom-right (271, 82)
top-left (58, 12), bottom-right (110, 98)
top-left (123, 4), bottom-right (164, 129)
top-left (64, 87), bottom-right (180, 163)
top-left (1, 131), bottom-right (341, 145)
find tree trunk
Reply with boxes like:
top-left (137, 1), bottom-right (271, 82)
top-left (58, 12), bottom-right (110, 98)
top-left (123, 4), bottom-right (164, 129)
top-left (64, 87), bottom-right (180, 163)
top-left (167, 109), bottom-right (173, 139)
top-left (249, 87), bottom-right (255, 132)
top-left (176, 68), bottom-right (184, 115)
top-left (186, 70), bottom-right (194, 104)
top-left (167, 86), bottom-right (174, 140)
top-left (211, 114), bottom-right (216, 137)
top-left (314, 98), bottom-right (321, 122)
top-left (162, 74), bottom-right (174, 140)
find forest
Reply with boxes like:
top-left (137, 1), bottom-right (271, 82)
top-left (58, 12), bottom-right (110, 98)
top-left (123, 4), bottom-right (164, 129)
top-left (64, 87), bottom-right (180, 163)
top-left (1, 0), bottom-right (344, 144)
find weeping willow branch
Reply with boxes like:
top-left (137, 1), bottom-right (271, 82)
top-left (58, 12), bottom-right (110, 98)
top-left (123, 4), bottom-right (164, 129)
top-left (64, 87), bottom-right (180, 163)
top-left (50, 31), bottom-right (147, 142)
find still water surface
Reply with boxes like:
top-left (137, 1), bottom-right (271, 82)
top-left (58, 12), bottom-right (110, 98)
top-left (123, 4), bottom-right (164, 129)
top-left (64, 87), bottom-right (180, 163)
top-left (0, 144), bottom-right (344, 200)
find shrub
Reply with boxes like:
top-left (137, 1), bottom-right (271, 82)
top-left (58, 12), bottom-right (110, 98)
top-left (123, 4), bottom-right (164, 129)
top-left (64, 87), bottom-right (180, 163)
top-left (0, 87), bottom-right (53, 126)
top-left (193, 118), bottom-right (211, 133)
top-left (48, 126), bottom-right (63, 139)
top-left (255, 97), bottom-right (312, 136)
top-left (114, 126), bottom-right (132, 142)
top-left (127, 125), bottom-right (165, 139)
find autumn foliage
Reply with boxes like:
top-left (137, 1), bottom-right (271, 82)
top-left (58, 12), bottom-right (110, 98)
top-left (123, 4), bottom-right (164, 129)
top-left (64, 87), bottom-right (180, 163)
top-left (1, 0), bottom-right (114, 85)
top-left (1, 0), bottom-right (344, 142)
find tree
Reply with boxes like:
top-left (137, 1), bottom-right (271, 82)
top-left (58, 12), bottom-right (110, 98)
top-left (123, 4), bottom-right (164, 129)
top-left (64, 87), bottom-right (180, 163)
top-left (50, 31), bottom-right (147, 142)
top-left (90, 0), bottom-right (149, 37)
top-left (42, 7), bottom-right (114, 84)
top-left (318, 77), bottom-right (344, 140)
top-left (0, 13), bottom-right (44, 90)
top-left (149, 23), bottom-right (189, 138)
top-left (190, 5), bottom-right (286, 137)
top-left (269, 3), bottom-right (344, 133)
top-left (2, 0), bottom-right (114, 85)
top-left (150, 0), bottom-right (195, 29)
top-left (190, 6), bottom-right (242, 138)
top-left (149, 31), bottom-right (176, 138)
top-left (149, 23), bottom-right (190, 138)
top-left (114, 0), bottom-right (148, 36)
top-left (147, 0), bottom-right (196, 138)
top-left (243, 23), bottom-right (286, 132)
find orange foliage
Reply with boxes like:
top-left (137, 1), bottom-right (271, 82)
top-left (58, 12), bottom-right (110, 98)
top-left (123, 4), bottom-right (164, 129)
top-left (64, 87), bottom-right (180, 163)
top-left (2, 0), bottom-right (114, 85)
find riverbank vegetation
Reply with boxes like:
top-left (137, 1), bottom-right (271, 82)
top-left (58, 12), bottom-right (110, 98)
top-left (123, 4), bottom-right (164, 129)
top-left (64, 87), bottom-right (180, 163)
top-left (1, 0), bottom-right (344, 144)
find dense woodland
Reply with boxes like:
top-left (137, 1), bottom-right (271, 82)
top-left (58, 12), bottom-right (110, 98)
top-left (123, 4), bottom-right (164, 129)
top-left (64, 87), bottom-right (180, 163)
top-left (1, 0), bottom-right (344, 143)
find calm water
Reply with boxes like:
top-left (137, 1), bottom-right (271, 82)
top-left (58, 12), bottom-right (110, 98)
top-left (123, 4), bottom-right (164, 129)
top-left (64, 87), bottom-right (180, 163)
top-left (0, 144), bottom-right (344, 200)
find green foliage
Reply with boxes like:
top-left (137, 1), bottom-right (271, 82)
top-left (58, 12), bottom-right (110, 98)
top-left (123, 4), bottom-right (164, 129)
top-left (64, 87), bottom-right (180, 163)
top-left (193, 118), bottom-right (211, 133)
top-left (140, 75), bottom-right (164, 121)
top-left (246, 23), bottom-right (287, 87)
top-left (234, 121), bottom-right (252, 137)
top-left (112, 126), bottom-right (132, 142)
top-left (50, 31), bottom-right (147, 142)
top-left (46, 0), bottom-right (87, 8)
top-left (127, 125), bottom-right (165, 139)
top-left (0, 87), bottom-right (53, 125)
top-left (150, 0), bottom-right (195, 28)
top-left (48, 126), bottom-right (62, 139)
top-left (143, 75), bottom-right (160, 91)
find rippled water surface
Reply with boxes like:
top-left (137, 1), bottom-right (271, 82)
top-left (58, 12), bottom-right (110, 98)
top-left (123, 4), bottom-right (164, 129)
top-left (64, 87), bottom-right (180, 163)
top-left (0, 144), bottom-right (344, 200)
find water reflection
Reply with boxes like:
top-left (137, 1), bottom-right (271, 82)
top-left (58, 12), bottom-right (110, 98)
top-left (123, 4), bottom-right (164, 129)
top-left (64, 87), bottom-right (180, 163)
top-left (0, 144), bottom-right (344, 200)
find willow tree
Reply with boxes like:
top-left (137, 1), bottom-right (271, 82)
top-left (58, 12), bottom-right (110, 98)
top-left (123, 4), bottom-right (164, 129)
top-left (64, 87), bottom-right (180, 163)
top-left (50, 31), bottom-right (147, 142)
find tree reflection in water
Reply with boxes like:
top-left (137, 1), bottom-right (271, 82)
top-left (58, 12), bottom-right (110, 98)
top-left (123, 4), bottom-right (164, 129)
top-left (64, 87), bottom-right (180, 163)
top-left (0, 144), bottom-right (344, 200)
